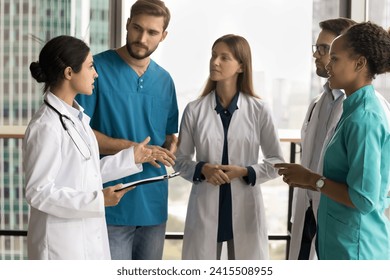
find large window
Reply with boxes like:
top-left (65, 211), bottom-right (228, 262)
top-left (123, 0), bottom-right (339, 259)
top-left (367, 0), bottom-right (390, 219)
top-left (368, 0), bottom-right (390, 102)
top-left (5, 0), bottom-right (387, 260)
top-left (0, 0), bottom-right (110, 260)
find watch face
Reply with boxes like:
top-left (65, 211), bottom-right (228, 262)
top-left (316, 178), bottom-right (325, 188)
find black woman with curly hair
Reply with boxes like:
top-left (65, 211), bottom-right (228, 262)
top-left (276, 22), bottom-right (390, 260)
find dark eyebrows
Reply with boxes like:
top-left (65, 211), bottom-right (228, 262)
top-left (131, 22), bottom-right (161, 34)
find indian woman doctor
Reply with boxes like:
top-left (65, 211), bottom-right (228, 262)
top-left (277, 22), bottom-right (390, 259)
top-left (24, 35), bottom-right (154, 260)
top-left (174, 34), bottom-right (284, 260)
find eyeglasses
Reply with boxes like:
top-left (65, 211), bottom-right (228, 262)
top-left (312, 44), bottom-right (330, 56)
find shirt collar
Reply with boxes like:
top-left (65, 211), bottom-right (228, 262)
top-left (63, 101), bottom-right (83, 121)
top-left (215, 91), bottom-right (240, 114)
top-left (343, 84), bottom-right (375, 115)
top-left (46, 91), bottom-right (84, 121)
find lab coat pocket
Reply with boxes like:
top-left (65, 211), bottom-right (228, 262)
top-left (47, 220), bottom-right (84, 259)
top-left (186, 184), bottom-right (217, 231)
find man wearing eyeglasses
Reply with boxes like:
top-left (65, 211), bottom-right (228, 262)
top-left (288, 18), bottom-right (356, 260)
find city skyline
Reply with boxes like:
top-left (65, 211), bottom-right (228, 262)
top-left (1, 0), bottom-right (389, 260)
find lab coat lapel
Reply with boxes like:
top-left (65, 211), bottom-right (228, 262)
top-left (209, 92), bottom-right (225, 161)
top-left (226, 93), bottom-right (243, 160)
top-left (45, 92), bottom-right (98, 168)
top-left (291, 94), bottom-right (322, 226)
top-left (300, 94), bottom-right (323, 167)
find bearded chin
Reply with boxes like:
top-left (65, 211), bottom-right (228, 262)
top-left (126, 40), bottom-right (155, 60)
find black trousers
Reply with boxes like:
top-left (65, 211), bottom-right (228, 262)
top-left (298, 201), bottom-right (317, 260)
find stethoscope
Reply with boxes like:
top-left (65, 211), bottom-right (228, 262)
top-left (44, 100), bottom-right (92, 160)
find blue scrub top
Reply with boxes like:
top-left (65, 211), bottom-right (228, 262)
top-left (318, 85), bottom-right (390, 259)
top-left (76, 50), bottom-right (178, 226)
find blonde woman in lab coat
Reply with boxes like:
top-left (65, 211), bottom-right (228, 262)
top-left (24, 35), bottom-right (153, 260)
top-left (174, 34), bottom-right (284, 260)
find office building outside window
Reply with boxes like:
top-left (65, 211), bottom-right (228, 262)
top-left (0, 0), bottom-right (109, 259)
top-left (157, 0), bottom-right (339, 260)
top-left (4, 0), bottom-right (387, 260)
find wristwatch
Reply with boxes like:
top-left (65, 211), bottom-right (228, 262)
top-left (315, 176), bottom-right (326, 190)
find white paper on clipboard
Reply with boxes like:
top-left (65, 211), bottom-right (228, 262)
top-left (114, 172), bottom-right (180, 192)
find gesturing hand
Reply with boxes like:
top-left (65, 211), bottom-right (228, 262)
top-left (275, 163), bottom-right (318, 191)
top-left (147, 145), bottom-right (176, 168)
top-left (133, 136), bottom-right (153, 164)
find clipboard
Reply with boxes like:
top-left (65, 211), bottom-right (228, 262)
top-left (114, 172), bottom-right (181, 192)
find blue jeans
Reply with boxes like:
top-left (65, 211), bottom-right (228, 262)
top-left (107, 223), bottom-right (166, 260)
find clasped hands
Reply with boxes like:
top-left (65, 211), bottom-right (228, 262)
top-left (202, 163), bottom-right (247, 186)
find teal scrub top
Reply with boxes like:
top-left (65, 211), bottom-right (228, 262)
top-left (319, 85), bottom-right (390, 260)
top-left (76, 50), bottom-right (178, 226)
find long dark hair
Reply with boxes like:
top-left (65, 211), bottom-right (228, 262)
top-left (29, 35), bottom-right (90, 93)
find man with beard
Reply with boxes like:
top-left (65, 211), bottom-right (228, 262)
top-left (76, 0), bottom-right (178, 260)
top-left (288, 18), bottom-right (355, 260)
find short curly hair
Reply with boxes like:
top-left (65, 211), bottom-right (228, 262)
top-left (342, 21), bottom-right (390, 79)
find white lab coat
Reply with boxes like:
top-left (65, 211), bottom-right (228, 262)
top-left (289, 85), bottom-right (344, 260)
top-left (23, 92), bottom-right (142, 260)
top-left (174, 92), bottom-right (284, 260)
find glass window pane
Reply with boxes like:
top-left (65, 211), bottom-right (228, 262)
top-left (1, 0), bottom-right (345, 260)
top-left (0, 0), bottom-right (110, 260)
top-left (148, 0), bottom-right (340, 260)
top-left (368, 0), bottom-right (390, 220)
top-left (368, 0), bottom-right (390, 103)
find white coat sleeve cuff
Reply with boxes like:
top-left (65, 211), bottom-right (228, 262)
top-left (97, 189), bottom-right (105, 214)
top-left (100, 146), bottom-right (143, 184)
